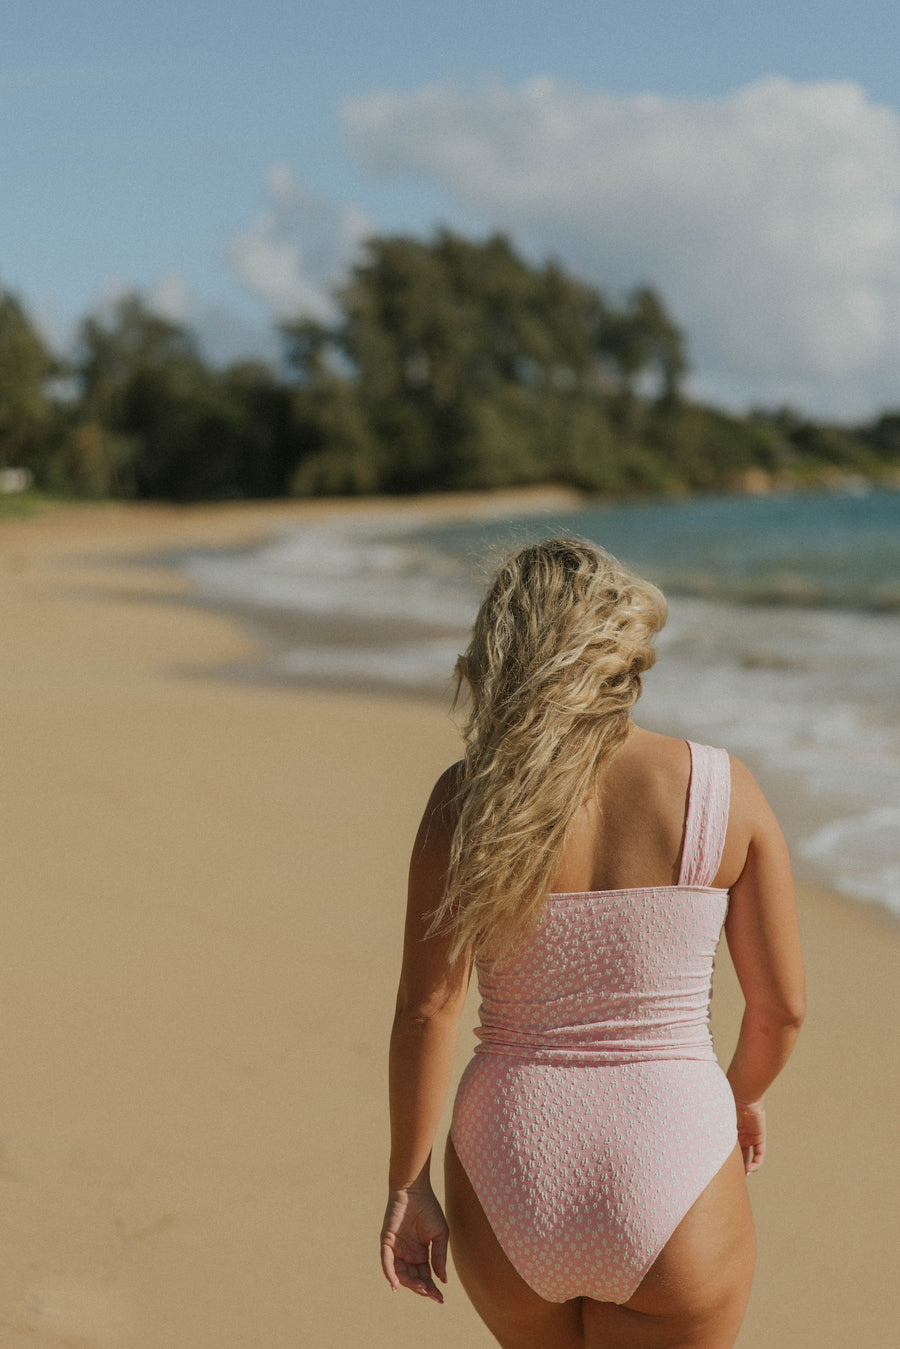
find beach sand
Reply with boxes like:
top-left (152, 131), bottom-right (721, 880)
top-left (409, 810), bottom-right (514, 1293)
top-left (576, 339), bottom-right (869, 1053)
top-left (0, 498), bottom-right (895, 1348)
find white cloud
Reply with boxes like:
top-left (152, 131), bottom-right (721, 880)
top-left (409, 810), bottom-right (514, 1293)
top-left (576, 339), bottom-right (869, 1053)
top-left (343, 76), bottom-right (900, 417)
top-left (227, 164), bottom-right (370, 323)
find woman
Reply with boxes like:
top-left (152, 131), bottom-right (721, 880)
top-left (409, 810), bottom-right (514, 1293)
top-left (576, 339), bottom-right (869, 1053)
top-left (381, 538), bottom-right (804, 1348)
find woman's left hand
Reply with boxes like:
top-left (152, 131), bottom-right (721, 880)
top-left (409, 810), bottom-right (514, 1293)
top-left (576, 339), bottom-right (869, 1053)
top-left (380, 1186), bottom-right (449, 1303)
top-left (735, 1098), bottom-right (767, 1174)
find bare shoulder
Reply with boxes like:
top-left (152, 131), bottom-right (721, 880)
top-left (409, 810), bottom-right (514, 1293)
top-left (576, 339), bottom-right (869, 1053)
top-left (626, 725), bottom-right (688, 760)
top-left (612, 725), bottom-right (691, 781)
top-left (720, 752), bottom-right (792, 889)
top-left (430, 759), bottom-right (466, 804)
top-left (413, 760), bottom-right (465, 855)
top-left (727, 754), bottom-right (783, 836)
top-left (423, 759), bottom-right (465, 819)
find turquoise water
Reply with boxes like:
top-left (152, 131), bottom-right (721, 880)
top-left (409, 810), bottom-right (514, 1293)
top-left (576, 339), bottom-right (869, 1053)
top-left (418, 487), bottom-right (900, 610)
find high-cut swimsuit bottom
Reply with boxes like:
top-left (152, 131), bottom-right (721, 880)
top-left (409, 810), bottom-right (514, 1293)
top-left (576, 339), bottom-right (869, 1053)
top-left (450, 1053), bottom-right (737, 1305)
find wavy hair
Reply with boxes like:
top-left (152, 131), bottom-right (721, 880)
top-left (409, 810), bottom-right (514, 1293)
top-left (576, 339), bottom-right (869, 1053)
top-left (431, 537), bottom-right (667, 961)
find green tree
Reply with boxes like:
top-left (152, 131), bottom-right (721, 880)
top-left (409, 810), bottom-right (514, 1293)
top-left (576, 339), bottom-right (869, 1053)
top-left (283, 229), bottom-right (688, 494)
top-left (71, 295), bottom-right (301, 500)
top-left (0, 289), bottom-right (55, 470)
top-left (598, 286), bottom-right (686, 405)
top-left (71, 295), bottom-right (201, 495)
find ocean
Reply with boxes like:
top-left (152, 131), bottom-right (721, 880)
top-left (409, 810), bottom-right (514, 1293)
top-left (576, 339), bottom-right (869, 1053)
top-left (177, 487), bottom-right (900, 921)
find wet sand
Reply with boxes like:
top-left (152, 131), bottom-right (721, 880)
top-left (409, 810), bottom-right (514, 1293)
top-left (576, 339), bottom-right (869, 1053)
top-left (0, 497), bottom-right (896, 1347)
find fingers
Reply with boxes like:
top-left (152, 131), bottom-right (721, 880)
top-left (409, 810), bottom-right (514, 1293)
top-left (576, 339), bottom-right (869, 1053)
top-left (394, 1257), bottom-right (444, 1303)
top-left (747, 1138), bottom-right (766, 1173)
top-left (431, 1227), bottom-right (449, 1284)
top-left (381, 1230), bottom-right (447, 1301)
top-left (381, 1190), bottom-right (449, 1301)
top-left (735, 1101), bottom-right (766, 1175)
top-left (741, 1138), bottom-right (766, 1174)
top-left (380, 1235), bottom-right (400, 1292)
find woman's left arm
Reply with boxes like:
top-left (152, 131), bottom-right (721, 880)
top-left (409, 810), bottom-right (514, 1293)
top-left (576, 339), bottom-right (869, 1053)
top-left (381, 765), bottom-right (471, 1304)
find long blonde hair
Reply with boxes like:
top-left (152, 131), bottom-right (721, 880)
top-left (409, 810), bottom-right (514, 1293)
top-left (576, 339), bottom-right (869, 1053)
top-left (432, 537), bottom-right (666, 961)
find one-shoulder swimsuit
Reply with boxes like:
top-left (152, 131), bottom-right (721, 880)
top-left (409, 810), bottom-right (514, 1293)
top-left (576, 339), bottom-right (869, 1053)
top-left (450, 740), bottom-right (737, 1305)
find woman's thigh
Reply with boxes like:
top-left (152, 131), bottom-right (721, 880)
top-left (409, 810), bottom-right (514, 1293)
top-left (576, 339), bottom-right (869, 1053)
top-left (583, 1144), bottom-right (756, 1349)
top-left (444, 1136), bottom-right (584, 1349)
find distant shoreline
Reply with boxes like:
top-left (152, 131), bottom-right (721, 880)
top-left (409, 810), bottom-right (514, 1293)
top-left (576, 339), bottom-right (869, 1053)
top-left (4, 455), bottom-right (900, 517)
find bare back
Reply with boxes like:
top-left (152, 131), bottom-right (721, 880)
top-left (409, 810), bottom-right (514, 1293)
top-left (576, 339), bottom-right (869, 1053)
top-left (552, 726), bottom-right (750, 895)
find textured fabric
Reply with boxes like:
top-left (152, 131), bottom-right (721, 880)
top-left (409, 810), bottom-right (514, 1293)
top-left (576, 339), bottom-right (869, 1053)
top-left (678, 740), bottom-right (731, 889)
top-left (450, 741), bottom-right (737, 1305)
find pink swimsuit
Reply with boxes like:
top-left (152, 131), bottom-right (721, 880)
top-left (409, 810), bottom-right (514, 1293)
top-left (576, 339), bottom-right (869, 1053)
top-left (450, 741), bottom-right (737, 1305)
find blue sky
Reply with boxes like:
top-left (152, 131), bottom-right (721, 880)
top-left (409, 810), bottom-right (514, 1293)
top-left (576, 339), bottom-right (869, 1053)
top-left (4, 1), bottom-right (900, 417)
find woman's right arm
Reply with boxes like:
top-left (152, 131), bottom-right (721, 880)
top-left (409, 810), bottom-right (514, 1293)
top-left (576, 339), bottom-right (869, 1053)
top-left (723, 758), bottom-right (806, 1173)
top-left (381, 764), bottom-right (471, 1303)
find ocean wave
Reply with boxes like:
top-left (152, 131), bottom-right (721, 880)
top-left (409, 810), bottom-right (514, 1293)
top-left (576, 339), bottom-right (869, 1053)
top-left (180, 519), bottom-right (477, 628)
top-left (799, 808), bottom-right (900, 915)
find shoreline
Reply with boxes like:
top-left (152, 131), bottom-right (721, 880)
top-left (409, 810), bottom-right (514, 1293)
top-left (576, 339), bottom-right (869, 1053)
top-left (1, 496), bottom-right (897, 1347)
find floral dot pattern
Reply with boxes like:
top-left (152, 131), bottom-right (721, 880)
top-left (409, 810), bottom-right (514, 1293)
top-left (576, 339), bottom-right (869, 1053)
top-left (450, 742), bottom-right (738, 1305)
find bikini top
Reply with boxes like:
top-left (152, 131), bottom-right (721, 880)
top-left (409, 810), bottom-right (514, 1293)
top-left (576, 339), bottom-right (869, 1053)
top-left (473, 741), bottom-right (732, 1066)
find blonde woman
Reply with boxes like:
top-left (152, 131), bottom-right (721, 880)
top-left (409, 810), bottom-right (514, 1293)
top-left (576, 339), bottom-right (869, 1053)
top-left (381, 539), bottom-right (804, 1349)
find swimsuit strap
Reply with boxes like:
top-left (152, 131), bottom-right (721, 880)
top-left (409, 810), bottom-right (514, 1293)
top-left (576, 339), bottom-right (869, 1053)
top-left (678, 741), bottom-right (732, 888)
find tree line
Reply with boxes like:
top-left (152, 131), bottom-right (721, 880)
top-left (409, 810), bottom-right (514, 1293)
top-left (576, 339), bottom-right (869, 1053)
top-left (1, 229), bottom-right (898, 502)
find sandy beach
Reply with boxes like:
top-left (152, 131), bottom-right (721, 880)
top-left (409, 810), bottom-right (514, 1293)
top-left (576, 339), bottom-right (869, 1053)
top-left (0, 497), bottom-right (896, 1348)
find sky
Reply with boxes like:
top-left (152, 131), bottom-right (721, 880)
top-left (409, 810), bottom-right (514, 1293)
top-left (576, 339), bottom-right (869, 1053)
top-left (4, 0), bottom-right (900, 420)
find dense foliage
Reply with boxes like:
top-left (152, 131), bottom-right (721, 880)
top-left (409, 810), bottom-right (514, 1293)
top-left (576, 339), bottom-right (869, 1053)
top-left (1, 229), bottom-right (897, 501)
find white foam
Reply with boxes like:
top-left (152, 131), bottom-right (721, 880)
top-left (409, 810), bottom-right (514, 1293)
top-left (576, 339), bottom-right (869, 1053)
top-left (183, 520), bottom-right (477, 627)
top-left (275, 639), bottom-right (464, 687)
top-left (799, 807), bottom-right (900, 915)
